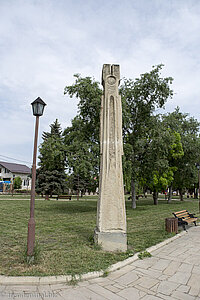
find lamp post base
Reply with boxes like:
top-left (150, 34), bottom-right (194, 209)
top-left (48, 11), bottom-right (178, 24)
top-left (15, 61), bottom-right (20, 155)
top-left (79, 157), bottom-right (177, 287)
top-left (27, 217), bottom-right (35, 256)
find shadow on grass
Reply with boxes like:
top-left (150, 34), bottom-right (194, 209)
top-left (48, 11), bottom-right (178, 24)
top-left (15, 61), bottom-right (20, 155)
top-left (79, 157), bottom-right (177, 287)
top-left (37, 201), bottom-right (97, 214)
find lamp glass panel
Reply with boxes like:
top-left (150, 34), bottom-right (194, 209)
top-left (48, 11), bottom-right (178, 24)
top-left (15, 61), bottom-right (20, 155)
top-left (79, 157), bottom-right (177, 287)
top-left (32, 102), bottom-right (44, 116)
top-left (37, 103), bottom-right (44, 116)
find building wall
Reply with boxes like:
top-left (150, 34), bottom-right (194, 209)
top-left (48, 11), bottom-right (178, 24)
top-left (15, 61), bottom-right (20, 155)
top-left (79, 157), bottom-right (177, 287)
top-left (0, 165), bottom-right (31, 190)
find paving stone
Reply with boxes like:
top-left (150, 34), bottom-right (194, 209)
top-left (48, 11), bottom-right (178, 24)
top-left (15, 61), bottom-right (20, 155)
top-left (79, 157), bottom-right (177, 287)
top-left (141, 295), bottom-right (163, 300)
top-left (171, 290), bottom-right (195, 300)
top-left (59, 288), bottom-right (91, 300)
top-left (74, 286), bottom-right (108, 300)
top-left (176, 284), bottom-right (190, 293)
top-left (135, 284), bottom-right (156, 294)
top-left (113, 270), bottom-right (138, 286)
top-left (151, 258), bottom-right (171, 271)
top-left (135, 267), bottom-right (162, 279)
top-left (87, 284), bottom-right (124, 300)
top-left (112, 283), bottom-right (125, 289)
top-left (77, 281), bottom-right (90, 287)
top-left (157, 281), bottom-right (179, 296)
top-left (192, 265), bottom-right (200, 274)
top-left (132, 257), bottom-right (160, 269)
top-left (117, 287), bottom-right (140, 299)
top-left (150, 282), bottom-right (159, 292)
top-left (133, 276), bottom-right (159, 289)
top-left (168, 271), bottom-right (191, 284)
top-left (159, 275), bottom-right (169, 280)
top-left (89, 277), bottom-right (113, 286)
top-left (103, 284), bottom-right (121, 293)
top-left (163, 261), bottom-right (181, 276)
top-left (108, 265), bottom-right (134, 280)
top-left (177, 262), bottom-right (193, 273)
top-left (183, 254), bottom-right (200, 265)
top-left (50, 283), bottom-right (70, 290)
top-left (187, 273), bottom-right (200, 288)
top-left (189, 286), bottom-right (200, 296)
top-left (156, 293), bottom-right (174, 300)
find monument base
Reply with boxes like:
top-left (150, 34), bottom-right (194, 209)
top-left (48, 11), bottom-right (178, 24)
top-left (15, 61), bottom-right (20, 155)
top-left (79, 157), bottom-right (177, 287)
top-left (94, 229), bottom-right (127, 252)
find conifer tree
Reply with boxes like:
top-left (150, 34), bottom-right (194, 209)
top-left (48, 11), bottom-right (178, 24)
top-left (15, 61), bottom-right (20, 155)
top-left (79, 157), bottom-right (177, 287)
top-left (36, 119), bottom-right (66, 199)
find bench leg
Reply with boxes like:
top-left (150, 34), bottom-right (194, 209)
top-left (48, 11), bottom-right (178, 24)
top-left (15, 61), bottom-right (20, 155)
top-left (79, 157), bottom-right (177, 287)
top-left (182, 224), bottom-right (186, 231)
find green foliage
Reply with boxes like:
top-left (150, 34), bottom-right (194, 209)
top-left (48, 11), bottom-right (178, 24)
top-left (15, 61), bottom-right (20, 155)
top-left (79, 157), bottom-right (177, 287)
top-left (64, 75), bottom-right (102, 193)
top-left (162, 107), bottom-right (200, 194)
top-left (25, 242), bottom-right (41, 265)
top-left (36, 119), bottom-right (66, 197)
top-left (14, 176), bottom-right (22, 189)
top-left (138, 251), bottom-right (152, 260)
top-left (120, 65), bottom-right (174, 207)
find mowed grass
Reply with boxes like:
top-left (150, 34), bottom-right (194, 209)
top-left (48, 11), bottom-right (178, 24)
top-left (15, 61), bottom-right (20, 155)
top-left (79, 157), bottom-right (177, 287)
top-left (0, 195), bottom-right (199, 276)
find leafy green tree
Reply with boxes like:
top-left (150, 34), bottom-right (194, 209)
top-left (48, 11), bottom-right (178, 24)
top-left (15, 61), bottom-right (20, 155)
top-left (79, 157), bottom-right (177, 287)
top-left (14, 176), bottom-right (22, 189)
top-left (120, 64), bottom-right (174, 208)
top-left (36, 119), bottom-right (66, 199)
top-left (162, 108), bottom-right (200, 201)
top-left (63, 66), bottom-right (174, 206)
top-left (140, 116), bottom-right (183, 205)
top-left (63, 75), bottom-right (102, 193)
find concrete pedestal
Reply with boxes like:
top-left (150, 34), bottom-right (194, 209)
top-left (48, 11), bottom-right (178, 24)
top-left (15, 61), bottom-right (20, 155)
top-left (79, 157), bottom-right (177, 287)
top-left (94, 229), bottom-right (127, 252)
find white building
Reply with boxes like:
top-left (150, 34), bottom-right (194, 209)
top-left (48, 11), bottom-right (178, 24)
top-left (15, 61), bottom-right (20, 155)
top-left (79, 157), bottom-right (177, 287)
top-left (0, 161), bottom-right (31, 190)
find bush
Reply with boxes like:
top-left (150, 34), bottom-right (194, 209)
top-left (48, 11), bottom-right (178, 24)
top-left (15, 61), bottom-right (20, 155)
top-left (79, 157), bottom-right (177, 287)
top-left (14, 177), bottom-right (22, 189)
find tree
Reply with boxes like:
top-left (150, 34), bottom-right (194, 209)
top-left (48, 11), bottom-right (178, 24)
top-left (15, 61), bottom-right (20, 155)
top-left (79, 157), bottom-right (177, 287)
top-left (63, 65), bottom-right (174, 206)
top-left (140, 115), bottom-right (183, 205)
top-left (120, 64), bottom-right (174, 208)
top-left (36, 119), bottom-right (66, 199)
top-left (162, 108), bottom-right (200, 201)
top-left (14, 176), bottom-right (22, 189)
top-left (63, 75), bottom-right (102, 193)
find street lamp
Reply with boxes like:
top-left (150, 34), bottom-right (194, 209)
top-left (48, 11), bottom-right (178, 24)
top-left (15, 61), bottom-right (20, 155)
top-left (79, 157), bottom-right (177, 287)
top-left (27, 97), bottom-right (46, 258)
top-left (195, 163), bottom-right (200, 213)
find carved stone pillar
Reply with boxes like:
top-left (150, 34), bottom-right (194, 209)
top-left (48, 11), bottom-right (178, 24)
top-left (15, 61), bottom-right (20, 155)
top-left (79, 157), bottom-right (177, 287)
top-left (94, 64), bottom-right (127, 252)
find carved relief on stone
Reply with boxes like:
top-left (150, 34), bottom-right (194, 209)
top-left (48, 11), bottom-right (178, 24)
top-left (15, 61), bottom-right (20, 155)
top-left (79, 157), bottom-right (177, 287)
top-left (94, 64), bottom-right (127, 252)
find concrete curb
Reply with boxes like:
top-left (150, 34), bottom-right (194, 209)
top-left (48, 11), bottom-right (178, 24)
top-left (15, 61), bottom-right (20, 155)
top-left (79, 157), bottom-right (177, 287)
top-left (0, 229), bottom-right (189, 286)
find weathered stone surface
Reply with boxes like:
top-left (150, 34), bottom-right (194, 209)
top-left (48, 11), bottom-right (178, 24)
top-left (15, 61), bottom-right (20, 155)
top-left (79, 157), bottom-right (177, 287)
top-left (168, 271), bottom-right (191, 284)
top-left (163, 261), bottom-right (181, 276)
top-left (171, 290), bottom-right (195, 300)
top-left (88, 284), bottom-right (124, 300)
top-left (95, 64), bottom-right (127, 252)
top-left (113, 270), bottom-right (139, 286)
top-left (117, 287), bottom-right (141, 299)
top-left (157, 281), bottom-right (179, 295)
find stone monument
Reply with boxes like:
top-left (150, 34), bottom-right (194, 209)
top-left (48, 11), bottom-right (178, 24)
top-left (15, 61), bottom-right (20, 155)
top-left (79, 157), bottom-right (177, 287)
top-left (94, 64), bottom-right (127, 252)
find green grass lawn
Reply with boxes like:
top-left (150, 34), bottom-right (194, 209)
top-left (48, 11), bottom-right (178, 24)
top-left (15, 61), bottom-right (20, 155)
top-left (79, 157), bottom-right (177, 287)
top-left (0, 195), bottom-right (199, 276)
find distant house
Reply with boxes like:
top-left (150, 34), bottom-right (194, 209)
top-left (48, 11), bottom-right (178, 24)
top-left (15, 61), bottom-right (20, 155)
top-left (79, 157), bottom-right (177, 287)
top-left (0, 161), bottom-right (31, 190)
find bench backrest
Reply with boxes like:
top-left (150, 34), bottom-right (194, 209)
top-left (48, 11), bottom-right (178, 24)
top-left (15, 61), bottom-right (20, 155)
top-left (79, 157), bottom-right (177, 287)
top-left (173, 210), bottom-right (190, 220)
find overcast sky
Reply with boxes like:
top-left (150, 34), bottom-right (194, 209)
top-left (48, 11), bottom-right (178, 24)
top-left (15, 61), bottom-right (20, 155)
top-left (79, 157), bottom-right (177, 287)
top-left (0, 0), bottom-right (200, 166)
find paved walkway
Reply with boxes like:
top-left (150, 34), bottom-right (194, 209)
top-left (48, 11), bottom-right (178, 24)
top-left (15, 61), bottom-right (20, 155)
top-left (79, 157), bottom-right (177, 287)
top-left (0, 226), bottom-right (200, 300)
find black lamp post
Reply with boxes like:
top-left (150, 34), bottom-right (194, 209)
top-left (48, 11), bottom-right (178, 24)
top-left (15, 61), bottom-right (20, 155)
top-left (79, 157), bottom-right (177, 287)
top-left (27, 97), bottom-right (46, 257)
top-left (195, 163), bottom-right (200, 213)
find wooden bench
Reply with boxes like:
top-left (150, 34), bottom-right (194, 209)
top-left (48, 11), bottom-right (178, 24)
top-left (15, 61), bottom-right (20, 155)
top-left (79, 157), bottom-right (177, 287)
top-left (57, 195), bottom-right (72, 200)
top-left (173, 210), bottom-right (197, 230)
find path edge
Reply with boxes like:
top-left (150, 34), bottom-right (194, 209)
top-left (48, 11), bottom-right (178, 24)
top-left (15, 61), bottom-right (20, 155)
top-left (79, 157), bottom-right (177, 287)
top-left (0, 230), bottom-right (187, 285)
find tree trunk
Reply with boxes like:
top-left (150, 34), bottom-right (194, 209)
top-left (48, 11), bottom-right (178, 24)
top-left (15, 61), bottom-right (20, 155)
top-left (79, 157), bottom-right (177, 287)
top-left (131, 178), bottom-right (136, 209)
top-left (168, 185), bottom-right (172, 203)
top-left (179, 189), bottom-right (184, 201)
top-left (153, 189), bottom-right (158, 205)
